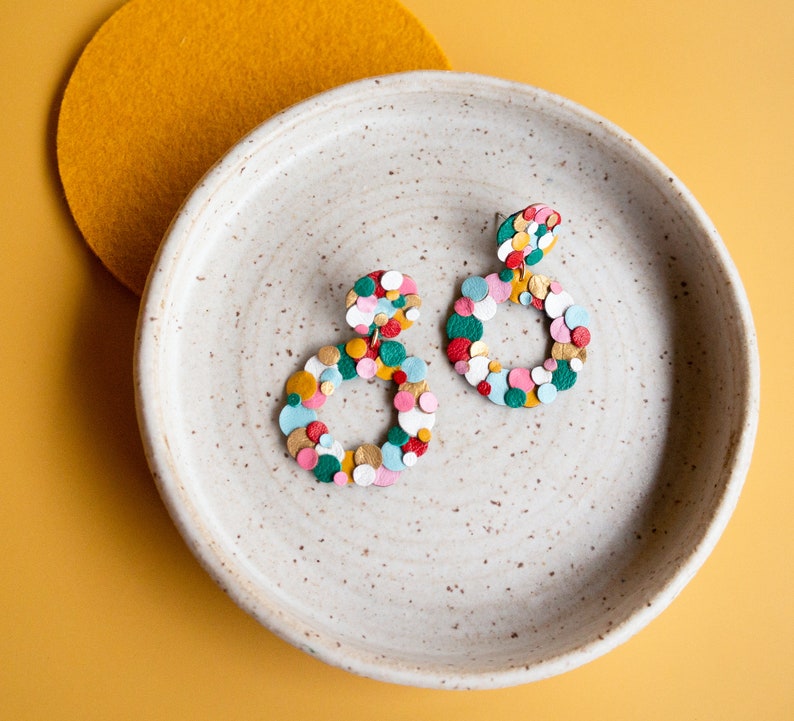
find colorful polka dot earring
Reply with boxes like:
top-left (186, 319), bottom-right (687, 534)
top-left (445, 203), bottom-right (591, 407)
top-left (279, 270), bottom-right (437, 487)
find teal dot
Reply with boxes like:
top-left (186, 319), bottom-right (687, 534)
top-left (499, 268), bottom-right (515, 283)
top-left (534, 223), bottom-right (548, 237)
top-left (505, 387), bottom-right (527, 408)
top-left (392, 294), bottom-right (406, 309)
top-left (379, 340), bottom-right (407, 367)
top-left (388, 426), bottom-right (410, 446)
top-left (496, 214), bottom-right (518, 244)
top-left (461, 276), bottom-right (489, 302)
top-left (446, 313), bottom-right (483, 342)
top-left (313, 454), bottom-right (341, 483)
top-left (335, 345), bottom-right (357, 380)
top-left (526, 248), bottom-right (544, 266)
top-left (552, 360), bottom-right (578, 391)
top-left (354, 276), bottom-right (376, 296)
top-left (287, 393), bottom-right (301, 407)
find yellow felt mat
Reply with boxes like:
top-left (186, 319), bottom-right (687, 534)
top-left (57, 0), bottom-right (449, 295)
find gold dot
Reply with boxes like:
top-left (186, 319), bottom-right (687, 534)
top-left (374, 313), bottom-right (388, 327)
top-left (318, 345), bottom-right (341, 365)
top-left (286, 427), bottom-right (313, 458)
top-left (511, 231), bottom-right (530, 251)
top-left (353, 444), bottom-right (383, 468)
top-left (528, 274), bottom-right (550, 300)
top-left (469, 340), bottom-right (489, 357)
top-left (345, 288), bottom-right (358, 308)
top-left (512, 214), bottom-right (529, 232)
top-left (320, 381), bottom-right (335, 396)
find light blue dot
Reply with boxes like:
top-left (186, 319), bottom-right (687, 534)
top-left (381, 442), bottom-right (407, 471)
top-left (320, 367), bottom-right (343, 386)
top-left (461, 276), bottom-right (489, 302)
top-left (401, 356), bottom-right (427, 383)
top-left (537, 383), bottom-right (558, 404)
top-left (376, 297), bottom-right (396, 318)
top-left (564, 304), bottom-right (590, 329)
top-left (518, 291), bottom-right (532, 306)
top-left (319, 433), bottom-right (333, 448)
top-left (486, 370), bottom-right (509, 406)
top-left (278, 404), bottom-right (317, 435)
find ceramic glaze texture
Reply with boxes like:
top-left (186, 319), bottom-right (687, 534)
top-left (136, 72), bottom-right (758, 688)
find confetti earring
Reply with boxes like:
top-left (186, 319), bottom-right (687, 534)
top-left (445, 203), bottom-right (591, 407)
top-left (278, 270), bottom-right (437, 487)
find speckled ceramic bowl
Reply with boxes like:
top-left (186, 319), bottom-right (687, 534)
top-left (135, 71), bottom-right (759, 688)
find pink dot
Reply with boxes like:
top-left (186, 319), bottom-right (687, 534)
top-left (543, 357), bottom-right (558, 372)
top-left (296, 447), bottom-right (319, 470)
top-left (550, 280), bottom-right (563, 294)
top-left (534, 206), bottom-right (553, 224)
top-left (418, 391), bottom-right (438, 413)
top-left (454, 296), bottom-right (475, 316)
top-left (454, 360), bottom-right (469, 375)
top-left (373, 466), bottom-right (400, 486)
top-left (356, 357), bottom-right (377, 379)
top-left (333, 471), bottom-right (349, 486)
top-left (301, 387), bottom-right (327, 409)
top-left (356, 295), bottom-right (378, 312)
top-left (508, 367), bottom-right (533, 391)
top-left (354, 323), bottom-right (370, 335)
top-left (394, 390), bottom-right (416, 412)
top-left (485, 272), bottom-right (512, 303)
top-left (550, 316), bottom-right (572, 343)
top-left (399, 275), bottom-right (418, 295)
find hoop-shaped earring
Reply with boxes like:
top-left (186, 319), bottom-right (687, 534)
top-left (279, 270), bottom-right (437, 487)
top-left (445, 203), bottom-right (591, 408)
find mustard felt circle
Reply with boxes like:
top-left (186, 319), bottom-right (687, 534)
top-left (56, 0), bottom-right (450, 295)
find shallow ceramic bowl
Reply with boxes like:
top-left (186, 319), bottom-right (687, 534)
top-left (135, 71), bottom-right (759, 688)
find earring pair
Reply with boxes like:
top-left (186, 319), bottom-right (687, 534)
top-left (278, 202), bottom-right (590, 487)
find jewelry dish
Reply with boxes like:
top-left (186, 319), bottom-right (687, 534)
top-left (135, 71), bottom-right (759, 688)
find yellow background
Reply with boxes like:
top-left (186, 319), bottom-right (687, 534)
top-left (2, 0), bottom-right (791, 718)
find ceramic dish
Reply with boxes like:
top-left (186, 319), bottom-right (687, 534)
top-left (135, 71), bottom-right (759, 688)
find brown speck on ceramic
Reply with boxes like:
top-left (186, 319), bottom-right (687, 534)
top-left (135, 72), bottom-right (759, 690)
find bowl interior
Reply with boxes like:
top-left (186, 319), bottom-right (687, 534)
top-left (136, 72), bottom-right (758, 688)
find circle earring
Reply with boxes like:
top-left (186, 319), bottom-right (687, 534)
top-left (445, 203), bottom-right (591, 408)
top-left (279, 270), bottom-right (438, 487)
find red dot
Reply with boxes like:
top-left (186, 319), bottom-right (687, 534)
top-left (522, 205), bottom-right (537, 221)
top-left (571, 326), bottom-right (591, 348)
top-left (392, 370), bottom-right (408, 384)
top-left (505, 250), bottom-right (524, 269)
top-left (477, 380), bottom-right (491, 396)
top-left (402, 437), bottom-right (428, 456)
top-left (446, 337), bottom-right (472, 363)
top-left (305, 420), bottom-right (328, 443)
top-left (531, 296), bottom-right (544, 311)
top-left (380, 319), bottom-right (402, 338)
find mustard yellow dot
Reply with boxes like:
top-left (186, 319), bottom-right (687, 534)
top-left (511, 231), bottom-right (530, 251)
top-left (285, 370), bottom-right (316, 400)
top-left (376, 359), bottom-right (395, 380)
top-left (385, 289), bottom-right (400, 300)
top-left (417, 428), bottom-right (432, 443)
top-left (488, 360), bottom-right (502, 373)
top-left (341, 450), bottom-right (356, 477)
top-left (524, 389), bottom-right (541, 407)
top-left (393, 309), bottom-right (411, 329)
top-left (345, 337), bottom-right (368, 359)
